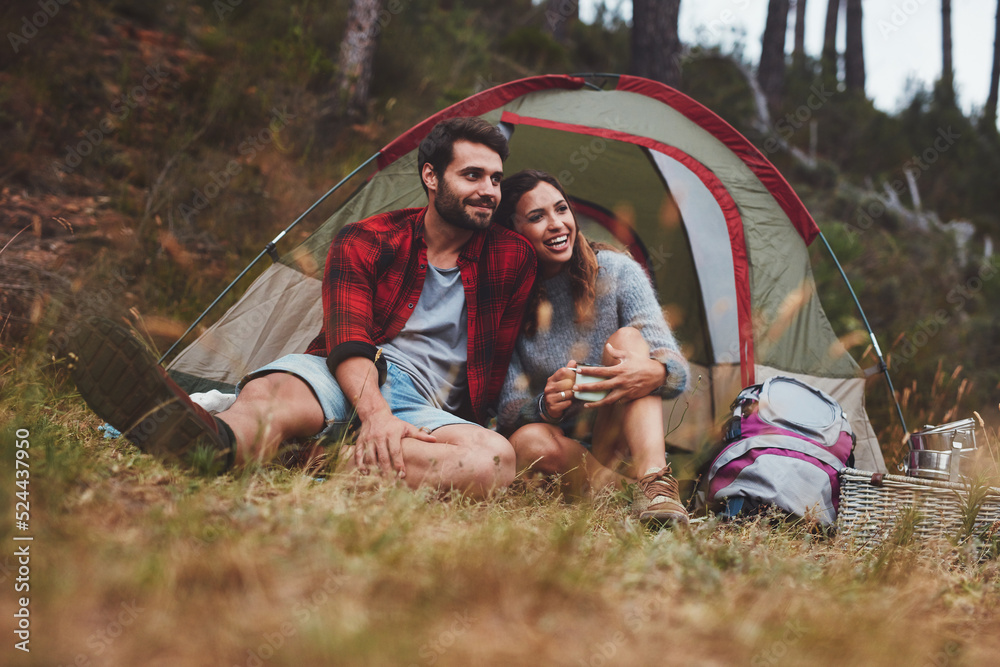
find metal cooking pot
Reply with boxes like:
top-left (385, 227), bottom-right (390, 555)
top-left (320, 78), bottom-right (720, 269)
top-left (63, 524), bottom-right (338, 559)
top-left (908, 448), bottom-right (977, 482)
top-left (907, 417), bottom-right (979, 482)
top-left (908, 418), bottom-right (977, 452)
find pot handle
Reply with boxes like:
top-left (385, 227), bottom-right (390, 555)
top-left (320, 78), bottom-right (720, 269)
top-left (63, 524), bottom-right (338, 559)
top-left (899, 431), bottom-right (912, 475)
top-left (948, 442), bottom-right (962, 484)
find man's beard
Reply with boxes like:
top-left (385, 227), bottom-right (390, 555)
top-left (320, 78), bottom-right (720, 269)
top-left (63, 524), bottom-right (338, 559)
top-left (434, 177), bottom-right (495, 231)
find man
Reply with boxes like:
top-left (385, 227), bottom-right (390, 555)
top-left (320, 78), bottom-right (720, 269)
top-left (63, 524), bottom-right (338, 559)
top-left (67, 117), bottom-right (536, 499)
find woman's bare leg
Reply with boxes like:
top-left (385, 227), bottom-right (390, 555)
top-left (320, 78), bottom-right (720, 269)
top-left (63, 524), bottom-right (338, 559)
top-left (588, 327), bottom-right (688, 524)
top-left (589, 327), bottom-right (668, 477)
top-left (508, 422), bottom-right (626, 496)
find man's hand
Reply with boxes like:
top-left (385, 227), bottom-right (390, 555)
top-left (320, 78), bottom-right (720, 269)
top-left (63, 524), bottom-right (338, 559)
top-left (353, 407), bottom-right (436, 478)
top-left (334, 356), bottom-right (436, 478)
top-left (573, 343), bottom-right (666, 409)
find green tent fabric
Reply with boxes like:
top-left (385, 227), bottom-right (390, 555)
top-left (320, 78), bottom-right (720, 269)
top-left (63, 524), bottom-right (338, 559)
top-left (166, 74), bottom-right (887, 473)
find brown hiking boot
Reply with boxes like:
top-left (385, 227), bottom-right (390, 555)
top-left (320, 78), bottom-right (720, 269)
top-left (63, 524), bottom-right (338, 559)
top-left (632, 465), bottom-right (690, 527)
top-left (64, 317), bottom-right (235, 470)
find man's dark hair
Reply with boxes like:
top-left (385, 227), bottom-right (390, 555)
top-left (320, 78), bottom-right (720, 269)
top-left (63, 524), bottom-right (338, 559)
top-left (417, 117), bottom-right (510, 193)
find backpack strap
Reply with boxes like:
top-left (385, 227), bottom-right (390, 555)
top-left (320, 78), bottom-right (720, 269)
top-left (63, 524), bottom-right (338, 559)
top-left (723, 383), bottom-right (762, 444)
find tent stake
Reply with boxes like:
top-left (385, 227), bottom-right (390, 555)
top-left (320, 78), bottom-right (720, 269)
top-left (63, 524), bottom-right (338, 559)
top-left (816, 230), bottom-right (909, 436)
top-left (158, 152), bottom-right (381, 365)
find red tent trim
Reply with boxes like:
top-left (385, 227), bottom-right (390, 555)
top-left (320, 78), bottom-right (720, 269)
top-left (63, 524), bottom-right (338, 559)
top-left (377, 75), bottom-right (587, 169)
top-left (569, 199), bottom-right (649, 269)
top-left (615, 75), bottom-right (820, 246)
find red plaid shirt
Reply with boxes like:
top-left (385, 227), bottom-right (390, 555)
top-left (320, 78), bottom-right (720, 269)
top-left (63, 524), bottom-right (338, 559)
top-left (305, 207), bottom-right (536, 424)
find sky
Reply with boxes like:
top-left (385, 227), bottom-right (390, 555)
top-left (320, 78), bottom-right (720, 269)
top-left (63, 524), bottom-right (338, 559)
top-left (579, 0), bottom-right (998, 122)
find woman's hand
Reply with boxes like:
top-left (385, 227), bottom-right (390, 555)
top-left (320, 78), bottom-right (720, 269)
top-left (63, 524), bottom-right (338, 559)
top-left (541, 360), bottom-right (578, 421)
top-left (574, 342), bottom-right (666, 409)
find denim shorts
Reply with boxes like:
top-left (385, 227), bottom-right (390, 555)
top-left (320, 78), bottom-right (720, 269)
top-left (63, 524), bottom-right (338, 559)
top-left (238, 353), bottom-right (476, 436)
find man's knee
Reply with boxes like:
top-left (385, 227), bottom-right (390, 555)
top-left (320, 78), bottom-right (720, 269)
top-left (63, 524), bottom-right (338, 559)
top-left (481, 429), bottom-right (516, 475)
top-left (440, 425), bottom-right (516, 488)
top-left (238, 372), bottom-right (312, 405)
top-left (236, 373), bottom-right (281, 403)
top-left (230, 372), bottom-right (325, 434)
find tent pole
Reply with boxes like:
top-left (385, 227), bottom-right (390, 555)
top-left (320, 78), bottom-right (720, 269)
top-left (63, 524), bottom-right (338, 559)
top-left (816, 230), bottom-right (909, 436)
top-left (157, 152), bottom-right (381, 365)
top-left (569, 72), bottom-right (621, 90)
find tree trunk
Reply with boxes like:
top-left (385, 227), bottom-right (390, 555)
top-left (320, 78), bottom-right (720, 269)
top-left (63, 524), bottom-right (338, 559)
top-left (630, 0), bottom-right (682, 88)
top-left (793, 0), bottom-right (807, 59)
top-left (941, 0), bottom-right (955, 104)
top-left (544, 0), bottom-right (578, 45)
top-left (822, 0), bottom-right (840, 83)
top-left (987, 0), bottom-right (1000, 125)
top-left (792, 0), bottom-right (808, 76)
top-left (317, 0), bottom-right (382, 143)
top-left (844, 0), bottom-right (865, 94)
top-left (759, 0), bottom-right (790, 112)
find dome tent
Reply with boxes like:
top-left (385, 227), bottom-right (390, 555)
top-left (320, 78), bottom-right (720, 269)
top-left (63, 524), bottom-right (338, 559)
top-left (164, 74), bottom-right (893, 473)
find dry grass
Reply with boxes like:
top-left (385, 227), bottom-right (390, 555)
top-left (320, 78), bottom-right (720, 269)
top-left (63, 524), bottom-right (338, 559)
top-left (3, 351), bottom-right (1000, 667)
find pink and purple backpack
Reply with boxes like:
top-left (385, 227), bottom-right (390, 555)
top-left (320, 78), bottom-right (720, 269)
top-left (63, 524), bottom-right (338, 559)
top-left (706, 376), bottom-right (856, 526)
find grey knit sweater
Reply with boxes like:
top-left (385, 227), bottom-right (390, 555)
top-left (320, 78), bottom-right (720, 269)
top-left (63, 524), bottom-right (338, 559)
top-left (497, 250), bottom-right (689, 435)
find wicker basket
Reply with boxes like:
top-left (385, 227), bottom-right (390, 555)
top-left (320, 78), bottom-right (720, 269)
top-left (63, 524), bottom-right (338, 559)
top-left (837, 467), bottom-right (1000, 548)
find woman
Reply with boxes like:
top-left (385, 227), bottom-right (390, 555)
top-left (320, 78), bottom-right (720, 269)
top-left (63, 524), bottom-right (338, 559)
top-left (495, 170), bottom-right (690, 525)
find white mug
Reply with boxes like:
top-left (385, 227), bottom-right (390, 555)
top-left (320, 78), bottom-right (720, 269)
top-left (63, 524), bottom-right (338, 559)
top-left (569, 366), bottom-right (608, 402)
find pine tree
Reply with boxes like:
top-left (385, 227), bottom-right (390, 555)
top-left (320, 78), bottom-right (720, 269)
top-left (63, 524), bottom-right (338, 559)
top-left (985, 0), bottom-right (1000, 126)
top-left (941, 0), bottom-right (955, 105)
top-left (630, 0), bottom-right (682, 88)
top-left (793, 0), bottom-right (807, 64)
top-left (759, 0), bottom-right (790, 111)
top-left (317, 0), bottom-right (382, 145)
top-left (844, 0), bottom-right (865, 94)
top-left (822, 0), bottom-right (840, 85)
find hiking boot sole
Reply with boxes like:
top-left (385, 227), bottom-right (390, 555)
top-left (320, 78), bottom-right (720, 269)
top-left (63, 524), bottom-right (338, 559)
top-left (639, 501), bottom-right (691, 528)
top-left (66, 317), bottom-right (230, 466)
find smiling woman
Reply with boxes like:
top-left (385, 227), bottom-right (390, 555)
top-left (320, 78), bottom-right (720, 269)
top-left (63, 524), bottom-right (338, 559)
top-left (506, 179), bottom-right (578, 278)
top-left (494, 169), bottom-right (692, 526)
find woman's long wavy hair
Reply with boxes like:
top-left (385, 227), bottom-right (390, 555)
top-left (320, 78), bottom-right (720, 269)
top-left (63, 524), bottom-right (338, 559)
top-left (495, 169), bottom-right (614, 337)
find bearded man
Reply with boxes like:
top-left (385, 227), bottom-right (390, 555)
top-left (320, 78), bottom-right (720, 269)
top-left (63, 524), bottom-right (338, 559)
top-left (68, 117), bottom-right (536, 499)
